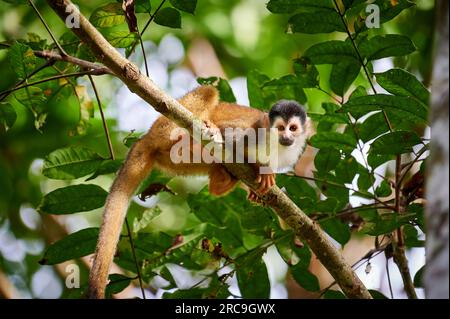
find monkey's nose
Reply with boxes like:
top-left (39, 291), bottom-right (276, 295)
top-left (279, 137), bottom-right (293, 146)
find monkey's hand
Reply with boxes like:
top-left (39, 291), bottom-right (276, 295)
top-left (202, 120), bottom-right (223, 144)
top-left (255, 171), bottom-right (276, 195)
top-left (247, 189), bottom-right (263, 205)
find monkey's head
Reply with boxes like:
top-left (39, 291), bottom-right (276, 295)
top-left (269, 100), bottom-right (307, 147)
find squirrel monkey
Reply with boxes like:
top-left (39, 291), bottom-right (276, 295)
top-left (88, 86), bottom-right (311, 298)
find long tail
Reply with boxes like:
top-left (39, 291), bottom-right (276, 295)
top-left (88, 140), bottom-right (154, 298)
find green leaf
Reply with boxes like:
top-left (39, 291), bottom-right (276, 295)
top-left (288, 11), bottom-right (345, 34)
top-left (236, 258), bottom-right (270, 298)
top-left (323, 289), bottom-right (347, 299)
top-left (197, 77), bottom-right (237, 102)
top-left (330, 59), bottom-right (361, 96)
top-left (247, 70), bottom-right (271, 109)
top-left (361, 213), bottom-right (410, 236)
top-left (105, 31), bottom-right (139, 48)
top-left (133, 206), bottom-right (162, 233)
top-left (310, 132), bottom-right (357, 153)
top-left (42, 146), bottom-right (105, 180)
top-left (106, 274), bottom-right (132, 296)
top-left (304, 41), bottom-right (357, 64)
top-left (39, 228), bottom-right (99, 265)
top-left (262, 75), bottom-right (307, 104)
top-left (277, 175), bottom-right (317, 213)
top-left (38, 184), bottom-right (108, 215)
top-left (90, 3), bottom-right (125, 28)
top-left (375, 68), bottom-right (430, 106)
top-left (359, 35), bottom-right (416, 61)
top-left (404, 224), bottom-right (425, 247)
top-left (154, 7), bottom-right (182, 29)
top-left (0, 103), bottom-right (17, 131)
top-left (369, 289), bottom-right (389, 299)
top-left (86, 159), bottom-right (123, 181)
top-left (407, 203), bottom-right (425, 232)
top-left (1, 0), bottom-right (28, 4)
top-left (315, 103), bottom-right (348, 125)
top-left (267, 0), bottom-right (335, 13)
top-left (135, 0), bottom-right (152, 13)
top-left (9, 41), bottom-right (36, 79)
top-left (159, 266), bottom-right (177, 288)
top-left (342, 0), bottom-right (365, 10)
top-left (169, 0), bottom-right (197, 14)
top-left (291, 264), bottom-right (320, 292)
top-left (320, 218), bottom-right (351, 246)
top-left (349, 85), bottom-right (366, 100)
top-left (375, 180), bottom-right (392, 197)
top-left (293, 57), bottom-right (319, 88)
top-left (413, 265), bottom-right (424, 288)
top-left (316, 198), bottom-right (339, 213)
top-left (371, 131), bottom-right (422, 155)
top-left (341, 94), bottom-right (428, 125)
top-left (373, 0), bottom-right (415, 25)
top-left (314, 147), bottom-right (341, 174)
top-left (357, 166), bottom-right (372, 192)
top-left (356, 111), bottom-right (390, 143)
top-left (367, 153), bottom-right (393, 169)
top-left (335, 156), bottom-right (358, 184)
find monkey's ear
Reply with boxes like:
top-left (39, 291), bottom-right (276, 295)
top-left (208, 164), bottom-right (238, 196)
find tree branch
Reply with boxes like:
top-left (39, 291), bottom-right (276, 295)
top-left (45, 0), bottom-right (371, 299)
top-left (34, 50), bottom-right (113, 75)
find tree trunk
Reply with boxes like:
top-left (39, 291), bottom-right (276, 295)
top-left (425, 0), bottom-right (449, 299)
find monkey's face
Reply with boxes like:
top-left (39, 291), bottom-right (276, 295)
top-left (272, 116), bottom-right (304, 146)
top-left (269, 100), bottom-right (307, 147)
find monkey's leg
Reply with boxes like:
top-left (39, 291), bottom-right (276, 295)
top-left (208, 164), bottom-right (239, 196)
top-left (88, 141), bottom-right (154, 299)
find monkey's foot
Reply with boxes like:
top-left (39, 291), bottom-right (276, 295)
top-left (202, 120), bottom-right (223, 144)
top-left (247, 190), bottom-right (263, 205)
top-left (255, 173), bottom-right (276, 194)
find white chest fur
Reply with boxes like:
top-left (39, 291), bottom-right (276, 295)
top-left (273, 134), bottom-right (308, 172)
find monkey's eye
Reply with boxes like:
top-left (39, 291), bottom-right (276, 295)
top-left (278, 125), bottom-right (285, 131)
top-left (289, 125), bottom-right (297, 132)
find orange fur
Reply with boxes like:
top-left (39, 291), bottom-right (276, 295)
top-left (88, 86), bottom-right (269, 298)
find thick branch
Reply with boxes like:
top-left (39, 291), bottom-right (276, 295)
top-left (45, 0), bottom-right (371, 299)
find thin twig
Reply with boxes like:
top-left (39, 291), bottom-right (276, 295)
top-left (385, 257), bottom-right (394, 299)
top-left (28, 0), bottom-right (67, 56)
top-left (88, 74), bottom-right (114, 160)
top-left (392, 154), bottom-right (417, 299)
top-left (0, 71), bottom-right (99, 96)
top-left (137, 27), bottom-right (149, 77)
top-left (34, 50), bottom-right (113, 75)
top-left (88, 74), bottom-right (146, 299)
top-left (0, 60), bottom-right (54, 102)
top-left (125, 218), bottom-right (147, 299)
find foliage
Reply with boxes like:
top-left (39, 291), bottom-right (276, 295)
top-left (0, 0), bottom-right (432, 299)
